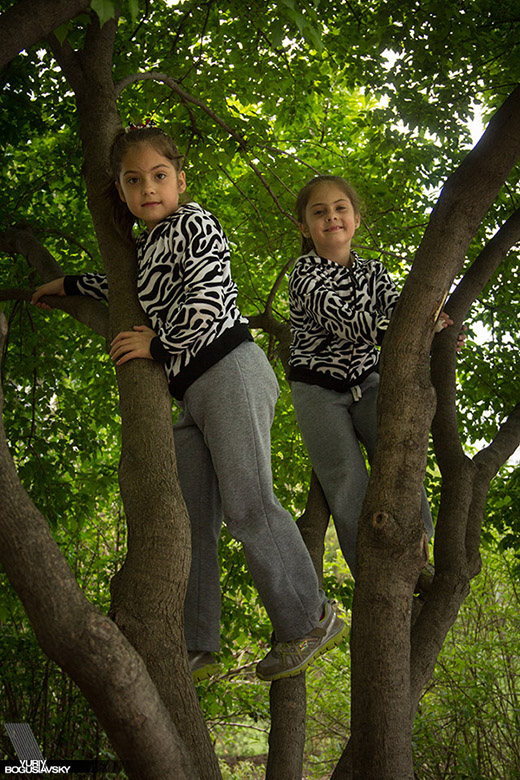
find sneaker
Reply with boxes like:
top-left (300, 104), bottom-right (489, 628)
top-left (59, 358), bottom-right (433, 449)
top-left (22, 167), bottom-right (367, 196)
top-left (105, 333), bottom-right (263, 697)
top-left (255, 601), bottom-right (347, 681)
top-left (188, 651), bottom-right (220, 682)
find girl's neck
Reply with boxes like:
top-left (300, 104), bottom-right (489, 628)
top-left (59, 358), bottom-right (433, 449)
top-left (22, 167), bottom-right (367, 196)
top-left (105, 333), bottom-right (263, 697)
top-left (323, 248), bottom-right (354, 268)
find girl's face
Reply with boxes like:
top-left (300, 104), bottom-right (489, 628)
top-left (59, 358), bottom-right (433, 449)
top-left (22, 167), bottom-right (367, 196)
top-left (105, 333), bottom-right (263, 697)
top-left (300, 182), bottom-right (360, 265)
top-left (115, 143), bottom-right (186, 230)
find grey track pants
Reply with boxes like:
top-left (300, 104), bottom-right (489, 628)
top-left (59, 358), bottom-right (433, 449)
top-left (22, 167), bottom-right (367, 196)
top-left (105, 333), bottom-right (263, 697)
top-left (291, 372), bottom-right (434, 578)
top-left (173, 341), bottom-right (325, 652)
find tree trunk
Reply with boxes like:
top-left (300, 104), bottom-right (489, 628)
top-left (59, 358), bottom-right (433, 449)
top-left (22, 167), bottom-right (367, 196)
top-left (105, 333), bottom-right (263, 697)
top-left (266, 471), bottom-right (330, 779)
top-left (47, 18), bottom-right (222, 779)
top-left (0, 313), bottom-right (194, 780)
top-left (0, 0), bottom-right (91, 70)
top-left (349, 85), bottom-right (520, 779)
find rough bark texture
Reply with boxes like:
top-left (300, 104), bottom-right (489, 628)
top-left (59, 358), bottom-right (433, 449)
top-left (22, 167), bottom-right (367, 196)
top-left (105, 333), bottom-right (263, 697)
top-left (44, 18), bottom-right (223, 779)
top-left (265, 472), bottom-right (330, 780)
top-left (0, 312), bottom-right (194, 780)
top-left (348, 85), bottom-right (520, 779)
top-left (0, 0), bottom-right (91, 71)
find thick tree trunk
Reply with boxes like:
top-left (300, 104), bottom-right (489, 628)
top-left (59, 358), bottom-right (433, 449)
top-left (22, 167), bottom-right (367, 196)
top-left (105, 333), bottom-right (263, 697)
top-left (0, 313), bottom-right (194, 780)
top-left (348, 85), bottom-right (520, 779)
top-left (47, 18), bottom-right (222, 779)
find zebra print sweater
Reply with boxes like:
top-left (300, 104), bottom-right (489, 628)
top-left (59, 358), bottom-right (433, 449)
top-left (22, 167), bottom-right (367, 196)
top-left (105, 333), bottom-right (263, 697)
top-left (288, 251), bottom-right (399, 392)
top-left (64, 202), bottom-right (251, 399)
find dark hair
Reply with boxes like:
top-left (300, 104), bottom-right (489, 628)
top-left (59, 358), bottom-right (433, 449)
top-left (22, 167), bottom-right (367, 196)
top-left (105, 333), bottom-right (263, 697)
top-left (295, 175), bottom-right (362, 254)
top-left (108, 127), bottom-right (185, 241)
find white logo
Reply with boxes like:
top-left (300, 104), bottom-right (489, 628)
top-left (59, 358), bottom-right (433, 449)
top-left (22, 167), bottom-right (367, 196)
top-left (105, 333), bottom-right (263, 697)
top-left (5, 760), bottom-right (71, 774)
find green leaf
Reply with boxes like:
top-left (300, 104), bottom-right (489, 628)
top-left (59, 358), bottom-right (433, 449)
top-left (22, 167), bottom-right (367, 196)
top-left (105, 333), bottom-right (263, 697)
top-left (53, 23), bottom-right (70, 45)
top-left (128, 0), bottom-right (139, 23)
top-left (90, 0), bottom-right (117, 27)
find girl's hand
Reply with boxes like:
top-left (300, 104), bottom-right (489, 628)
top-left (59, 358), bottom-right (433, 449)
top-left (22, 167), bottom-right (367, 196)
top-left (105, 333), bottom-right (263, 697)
top-left (434, 311), bottom-right (453, 332)
top-left (435, 312), bottom-right (466, 352)
top-left (110, 325), bottom-right (157, 365)
top-left (31, 278), bottom-right (66, 309)
top-left (456, 324), bottom-right (467, 353)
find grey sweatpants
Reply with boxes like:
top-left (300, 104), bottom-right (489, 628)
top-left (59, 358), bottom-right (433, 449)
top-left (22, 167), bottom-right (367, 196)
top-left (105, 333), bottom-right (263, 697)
top-left (291, 372), bottom-right (434, 578)
top-left (173, 341), bottom-right (325, 652)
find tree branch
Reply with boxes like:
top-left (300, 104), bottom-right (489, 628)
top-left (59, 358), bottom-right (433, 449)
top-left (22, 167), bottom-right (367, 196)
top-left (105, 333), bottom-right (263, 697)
top-left (0, 0), bottom-right (90, 71)
top-left (0, 226), bottom-right (108, 338)
top-left (115, 70), bottom-right (299, 223)
top-left (473, 403), bottom-right (520, 480)
top-left (446, 205), bottom-right (520, 322)
top-left (115, 71), bottom-right (246, 148)
top-left (0, 312), bottom-right (193, 780)
top-left (431, 204), bottom-right (520, 472)
top-left (248, 313), bottom-right (292, 372)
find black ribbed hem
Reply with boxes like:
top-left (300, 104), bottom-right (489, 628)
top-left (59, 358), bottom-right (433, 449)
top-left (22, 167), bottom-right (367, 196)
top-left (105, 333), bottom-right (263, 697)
top-left (169, 323), bottom-right (253, 400)
top-left (288, 362), bottom-right (379, 393)
top-left (63, 275), bottom-right (83, 295)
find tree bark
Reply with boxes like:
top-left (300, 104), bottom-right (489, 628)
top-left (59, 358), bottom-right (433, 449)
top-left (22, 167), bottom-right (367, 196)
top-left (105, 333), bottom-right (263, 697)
top-left (45, 16), bottom-right (221, 779)
top-left (0, 226), bottom-right (109, 337)
top-left (0, 312), bottom-right (194, 780)
top-left (349, 85), bottom-right (520, 779)
top-left (0, 0), bottom-right (91, 71)
top-left (266, 472), bottom-right (330, 780)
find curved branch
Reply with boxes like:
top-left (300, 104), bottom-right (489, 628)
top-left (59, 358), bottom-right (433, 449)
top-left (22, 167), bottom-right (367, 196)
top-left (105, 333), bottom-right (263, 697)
top-left (115, 71), bottom-right (247, 148)
top-left (0, 0), bottom-right (90, 71)
top-left (0, 227), bottom-right (108, 338)
top-left (265, 257), bottom-right (295, 314)
top-left (431, 205), bottom-right (520, 471)
top-left (473, 402), bottom-right (520, 480)
top-left (248, 313), bottom-right (291, 372)
top-left (447, 205), bottom-right (520, 322)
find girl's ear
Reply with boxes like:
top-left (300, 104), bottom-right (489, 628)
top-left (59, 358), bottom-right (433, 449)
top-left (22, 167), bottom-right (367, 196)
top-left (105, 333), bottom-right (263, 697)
top-left (354, 212), bottom-right (361, 229)
top-left (299, 222), bottom-right (311, 238)
top-left (178, 171), bottom-right (187, 194)
top-left (115, 182), bottom-right (126, 203)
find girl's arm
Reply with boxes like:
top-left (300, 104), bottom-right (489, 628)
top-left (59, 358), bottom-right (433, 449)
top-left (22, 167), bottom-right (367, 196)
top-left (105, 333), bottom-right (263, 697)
top-left (31, 277), bottom-right (65, 310)
top-left (31, 274), bottom-right (109, 308)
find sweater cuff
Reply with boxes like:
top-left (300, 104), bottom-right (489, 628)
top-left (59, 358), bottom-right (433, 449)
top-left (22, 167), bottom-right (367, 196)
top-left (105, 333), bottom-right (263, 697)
top-left (63, 275), bottom-right (82, 295)
top-left (150, 335), bottom-right (171, 362)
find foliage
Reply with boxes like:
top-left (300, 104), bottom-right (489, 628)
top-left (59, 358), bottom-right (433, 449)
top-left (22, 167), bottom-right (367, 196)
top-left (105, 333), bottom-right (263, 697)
top-left (413, 548), bottom-right (520, 779)
top-left (0, 513), bottom-right (126, 764)
top-left (1, 0), bottom-right (520, 771)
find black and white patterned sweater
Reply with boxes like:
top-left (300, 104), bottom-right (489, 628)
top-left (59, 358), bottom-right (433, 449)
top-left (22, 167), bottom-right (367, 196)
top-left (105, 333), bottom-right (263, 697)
top-left (288, 251), bottom-right (399, 392)
top-left (64, 202), bottom-right (251, 399)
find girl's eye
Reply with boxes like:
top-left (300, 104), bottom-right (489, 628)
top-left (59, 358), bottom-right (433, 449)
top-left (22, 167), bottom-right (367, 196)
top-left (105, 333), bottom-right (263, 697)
top-left (127, 177), bottom-right (138, 185)
top-left (156, 173), bottom-right (166, 180)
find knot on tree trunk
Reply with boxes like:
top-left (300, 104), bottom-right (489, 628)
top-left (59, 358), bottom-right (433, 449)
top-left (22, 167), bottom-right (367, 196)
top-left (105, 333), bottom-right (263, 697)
top-left (372, 511), bottom-right (389, 529)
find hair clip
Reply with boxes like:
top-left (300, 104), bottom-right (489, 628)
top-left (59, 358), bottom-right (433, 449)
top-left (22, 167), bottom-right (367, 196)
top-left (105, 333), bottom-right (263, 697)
top-left (124, 119), bottom-right (158, 133)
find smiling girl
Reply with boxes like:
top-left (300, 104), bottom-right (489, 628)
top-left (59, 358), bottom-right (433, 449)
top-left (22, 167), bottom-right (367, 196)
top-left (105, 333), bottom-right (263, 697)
top-left (31, 127), bottom-right (346, 683)
top-left (287, 175), bottom-right (451, 577)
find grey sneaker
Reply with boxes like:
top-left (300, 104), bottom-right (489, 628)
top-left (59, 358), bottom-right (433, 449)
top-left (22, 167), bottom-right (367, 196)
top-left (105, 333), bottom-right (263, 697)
top-left (256, 601), bottom-right (347, 681)
top-left (188, 651), bottom-right (220, 682)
